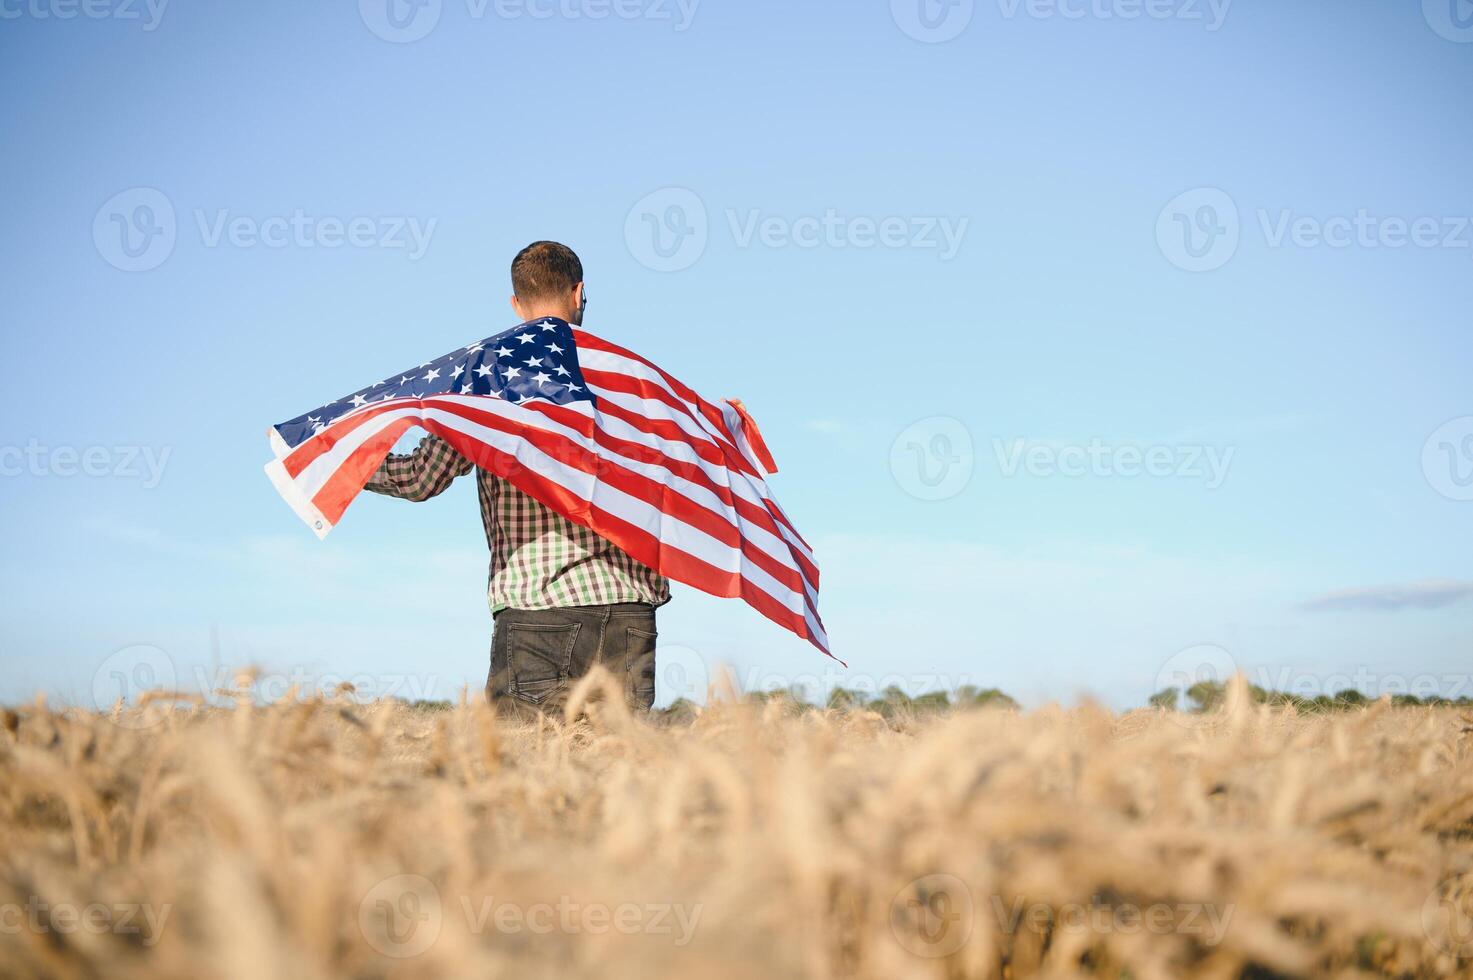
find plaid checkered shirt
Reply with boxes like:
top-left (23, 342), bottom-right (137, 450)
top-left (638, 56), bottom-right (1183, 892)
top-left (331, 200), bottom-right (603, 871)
top-left (365, 435), bottom-right (671, 613)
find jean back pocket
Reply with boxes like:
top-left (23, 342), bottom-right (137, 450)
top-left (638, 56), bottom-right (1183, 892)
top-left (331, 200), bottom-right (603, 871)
top-left (507, 622), bottom-right (580, 705)
top-left (624, 625), bottom-right (657, 711)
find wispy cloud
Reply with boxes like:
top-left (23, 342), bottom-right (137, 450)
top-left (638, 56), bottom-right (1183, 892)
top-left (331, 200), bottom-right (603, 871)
top-left (1298, 579), bottom-right (1473, 613)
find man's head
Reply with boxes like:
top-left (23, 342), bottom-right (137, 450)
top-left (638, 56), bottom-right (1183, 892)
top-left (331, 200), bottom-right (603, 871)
top-left (510, 241), bottom-right (586, 325)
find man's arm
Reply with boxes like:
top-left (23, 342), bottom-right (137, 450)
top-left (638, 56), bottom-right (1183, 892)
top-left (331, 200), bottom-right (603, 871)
top-left (365, 434), bottom-right (473, 502)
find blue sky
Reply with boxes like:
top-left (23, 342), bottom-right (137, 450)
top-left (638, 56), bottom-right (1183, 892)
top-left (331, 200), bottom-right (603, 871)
top-left (1, 0), bottom-right (1470, 710)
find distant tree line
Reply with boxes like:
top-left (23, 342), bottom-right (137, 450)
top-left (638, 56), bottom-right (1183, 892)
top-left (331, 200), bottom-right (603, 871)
top-left (1147, 680), bottom-right (1473, 714)
top-left (398, 679), bottom-right (1470, 719)
top-left (730, 684), bottom-right (1019, 718)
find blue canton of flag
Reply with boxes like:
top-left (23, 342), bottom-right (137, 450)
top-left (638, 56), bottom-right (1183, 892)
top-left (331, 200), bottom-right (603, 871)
top-left (273, 318), bottom-right (593, 451)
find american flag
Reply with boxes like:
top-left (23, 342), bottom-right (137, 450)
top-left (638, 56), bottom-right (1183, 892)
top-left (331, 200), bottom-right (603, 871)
top-left (264, 318), bottom-right (830, 656)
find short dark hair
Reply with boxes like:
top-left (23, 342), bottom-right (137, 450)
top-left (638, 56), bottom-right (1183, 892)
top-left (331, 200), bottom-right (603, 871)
top-left (511, 241), bottom-right (583, 300)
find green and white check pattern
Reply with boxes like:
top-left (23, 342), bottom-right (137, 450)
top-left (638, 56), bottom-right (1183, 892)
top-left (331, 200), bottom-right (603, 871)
top-left (366, 435), bottom-right (671, 613)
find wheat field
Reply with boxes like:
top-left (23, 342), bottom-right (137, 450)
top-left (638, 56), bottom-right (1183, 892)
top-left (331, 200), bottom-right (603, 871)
top-left (2, 672), bottom-right (1472, 980)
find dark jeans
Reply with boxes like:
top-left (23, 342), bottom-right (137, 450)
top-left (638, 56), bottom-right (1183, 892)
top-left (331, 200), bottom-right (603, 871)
top-left (486, 602), bottom-right (658, 718)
